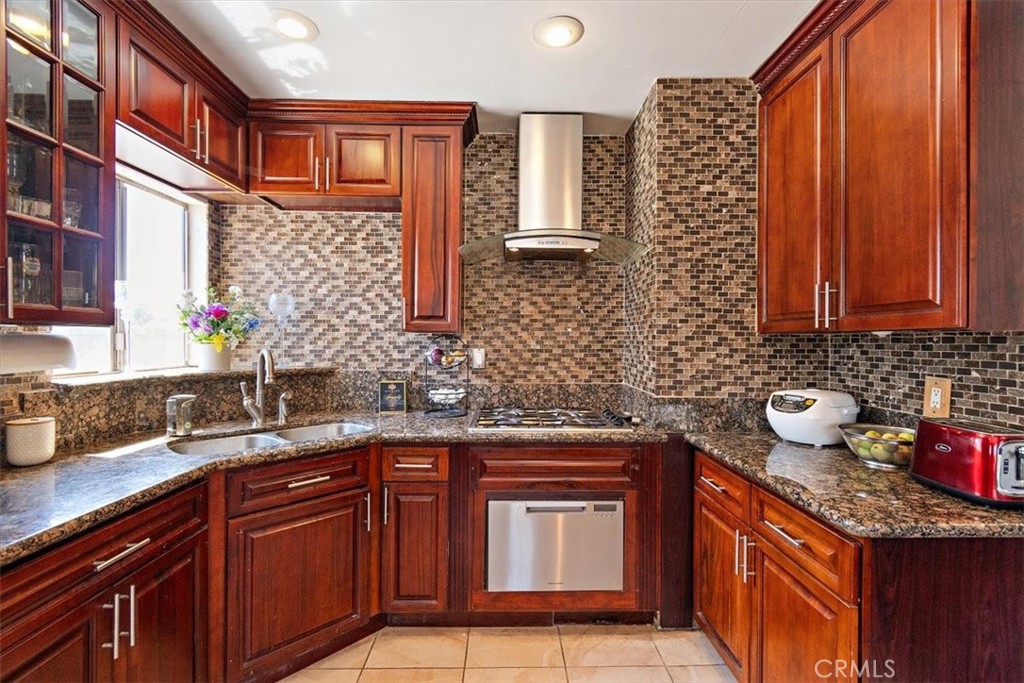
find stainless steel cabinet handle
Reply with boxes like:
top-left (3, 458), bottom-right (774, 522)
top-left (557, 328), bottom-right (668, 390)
top-left (365, 492), bottom-right (371, 532)
top-left (383, 485), bottom-right (390, 525)
top-left (94, 538), bottom-right (151, 572)
top-left (813, 281), bottom-right (821, 329)
top-left (102, 593), bottom-right (123, 660)
top-left (194, 118), bottom-right (202, 159)
top-left (314, 157), bottom-right (320, 190)
top-left (733, 528), bottom-right (740, 576)
top-left (5, 257), bottom-right (13, 313)
top-left (764, 520), bottom-right (806, 547)
top-left (204, 118), bottom-right (210, 163)
top-left (287, 474), bottom-right (330, 489)
top-left (824, 280), bottom-right (837, 327)
top-left (394, 462), bottom-right (434, 470)
top-left (325, 156), bottom-right (331, 191)
top-left (741, 535), bottom-right (755, 584)
top-left (126, 585), bottom-right (137, 646)
top-left (525, 505), bottom-right (587, 514)
top-left (699, 476), bottom-right (726, 494)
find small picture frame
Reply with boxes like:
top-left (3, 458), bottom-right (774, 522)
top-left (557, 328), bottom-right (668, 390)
top-left (378, 380), bottom-right (408, 414)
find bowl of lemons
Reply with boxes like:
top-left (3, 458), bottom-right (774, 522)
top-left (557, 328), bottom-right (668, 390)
top-left (838, 423), bottom-right (916, 470)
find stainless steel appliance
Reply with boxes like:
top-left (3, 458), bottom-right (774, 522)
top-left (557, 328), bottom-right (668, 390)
top-left (469, 407), bottom-right (633, 433)
top-left (910, 418), bottom-right (1024, 507)
top-left (486, 500), bottom-right (624, 592)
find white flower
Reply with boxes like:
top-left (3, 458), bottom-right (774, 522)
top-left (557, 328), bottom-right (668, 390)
top-left (228, 285), bottom-right (242, 297)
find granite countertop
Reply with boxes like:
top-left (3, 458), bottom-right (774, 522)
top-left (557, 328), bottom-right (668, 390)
top-left (0, 411), bottom-right (664, 566)
top-left (687, 433), bottom-right (1024, 539)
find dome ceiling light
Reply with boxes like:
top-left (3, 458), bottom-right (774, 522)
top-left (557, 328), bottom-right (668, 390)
top-left (271, 9), bottom-right (320, 41)
top-left (533, 15), bottom-right (584, 48)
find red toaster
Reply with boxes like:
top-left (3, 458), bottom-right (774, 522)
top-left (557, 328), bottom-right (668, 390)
top-left (910, 418), bottom-right (1024, 507)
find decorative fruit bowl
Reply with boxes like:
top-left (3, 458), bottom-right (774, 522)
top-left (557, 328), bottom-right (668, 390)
top-left (427, 387), bottom-right (467, 407)
top-left (838, 423), bottom-right (916, 470)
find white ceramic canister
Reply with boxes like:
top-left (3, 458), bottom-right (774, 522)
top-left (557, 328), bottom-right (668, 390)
top-left (6, 417), bottom-right (57, 466)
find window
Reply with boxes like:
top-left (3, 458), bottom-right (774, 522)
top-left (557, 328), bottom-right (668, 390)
top-left (52, 167), bottom-right (208, 376)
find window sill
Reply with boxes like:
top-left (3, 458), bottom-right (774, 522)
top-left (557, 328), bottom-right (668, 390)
top-left (51, 365), bottom-right (338, 387)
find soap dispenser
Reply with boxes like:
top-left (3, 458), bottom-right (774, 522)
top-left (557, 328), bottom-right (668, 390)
top-left (166, 394), bottom-right (198, 436)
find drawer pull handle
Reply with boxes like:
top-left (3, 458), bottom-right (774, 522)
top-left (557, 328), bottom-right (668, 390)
top-left (394, 462), bottom-right (434, 470)
top-left (94, 538), bottom-right (151, 572)
top-left (765, 520), bottom-right (806, 547)
top-left (699, 476), bottom-right (727, 493)
top-left (287, 474), bottom-right (331, 489)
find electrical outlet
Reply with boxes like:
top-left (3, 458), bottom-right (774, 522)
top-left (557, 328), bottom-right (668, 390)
top-left (922, 376), bottom-right (952, 418)
top-left (470, 348), bottom-right (486, 369)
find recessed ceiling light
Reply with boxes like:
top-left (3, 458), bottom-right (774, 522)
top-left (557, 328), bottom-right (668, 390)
top-left (271, 9), bottom-right (319, 41)
top-left (533, 16), bottom-right (584, 48)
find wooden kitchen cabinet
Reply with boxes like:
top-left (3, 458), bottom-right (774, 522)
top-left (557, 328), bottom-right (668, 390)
top-left (117, 16), bottom-right (245, 189)
top-left (381, 446), bottom-right (449, 612)
top-left (0, 483), bottom-right (207, 683)
top-left (694, 490), bottom-right (751, 680)
top-left (2, 0), bottom-right (117, 324)
top-left (756, 0), bottom-right (1024, 332)
top-left (401, 126), bottom-right (463, 332)
top-left (225, 449), bottom-right (371, 683)
top-left (693, 453), bottom-right (860, 683)
top-left (249, 122), bottom-right (400, 197)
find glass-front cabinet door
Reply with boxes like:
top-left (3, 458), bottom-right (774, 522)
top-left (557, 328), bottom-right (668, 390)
top-left (3, 0), bottom-right (114, 324)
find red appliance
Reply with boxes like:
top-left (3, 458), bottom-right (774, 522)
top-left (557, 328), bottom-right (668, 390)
top-left (910, 418), bottom-right (1024, 508)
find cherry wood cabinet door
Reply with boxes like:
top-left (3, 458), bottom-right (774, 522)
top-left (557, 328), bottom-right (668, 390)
top-left (0, 592), bottom-right (114, 683)
top-left (117, 19), bottom-right (194, 158)
top-left (752, 541), bottom-right (858, 683)
top-left (326, 125), bottom-right (401, 196)
top-left (196, 83), bottom-right (245, 189)
top-left (122, 533), bottom-right (207, 683)
top-left (401, 126), bottom-right (463, 332)
top-left (758, 39), bottom-right (832, 333)
top-left (694, 492), bottom-right (750, 682)
top-left (248, 123), bottom-right (324, 194)
top-left (381, 483), bottom-right (448, 612)
top-left (227, 488), bottom-right (369, 681)
top-left (832, 0), bottom-right (967, 330)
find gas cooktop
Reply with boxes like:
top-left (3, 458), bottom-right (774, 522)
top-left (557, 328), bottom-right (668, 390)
top-left (469, 407), bottom-right (634, 433)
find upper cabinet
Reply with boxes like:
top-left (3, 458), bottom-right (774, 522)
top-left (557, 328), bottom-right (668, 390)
top-left (756, 0), bottom-right (1024, 333)
top-left (2, 0), bottom-right (117, 325)
top-left (116, 17), bottom-right (245, 189)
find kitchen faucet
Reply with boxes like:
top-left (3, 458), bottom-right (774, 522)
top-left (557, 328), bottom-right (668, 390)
top-left (240, 349), bottom-right (276, 427)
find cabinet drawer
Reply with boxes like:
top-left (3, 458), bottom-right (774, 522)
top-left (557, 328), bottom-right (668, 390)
top-left (695, 453), bottom-right (751, 523)
top-left (227, 449), bottom-right (369, 517)
top-left (383, 446), bottom-right (449, 482)
top-left (0, 482), bottom-right (207, 624)
top-left (752, 487), bottom-right (860, 603)
top-left (472, 446), bottom-right (640, 489)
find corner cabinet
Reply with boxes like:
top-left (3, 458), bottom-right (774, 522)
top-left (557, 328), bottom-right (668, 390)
top-left (756, 0), bottom-right (1024, 332)
top-left (402, 127), bottom-right (463, 332)
top-left (2, 0), bottom-right (117, 325)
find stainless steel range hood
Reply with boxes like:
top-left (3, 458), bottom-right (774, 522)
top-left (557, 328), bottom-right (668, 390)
top-left (458, 113), bottom-right (650, 266)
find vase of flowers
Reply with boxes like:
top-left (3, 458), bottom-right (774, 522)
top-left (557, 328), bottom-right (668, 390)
top-left (178, 286), bottom-right (260, 372)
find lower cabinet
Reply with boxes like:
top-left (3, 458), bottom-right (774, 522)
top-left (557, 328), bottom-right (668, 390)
top-left (381, 446), bottom-right (450, 612)
top-left (694, 453), bottom-right (859, 683)
top-left (224, 449), bottom-right (371, 683)
top-left (0, 484), bottom-right (208, 683)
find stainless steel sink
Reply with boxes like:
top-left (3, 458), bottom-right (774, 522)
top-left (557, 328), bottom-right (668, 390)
top-left (274, 422), bottom-right (373, 442)
top-left (167, 433), bottom-right (286, 455)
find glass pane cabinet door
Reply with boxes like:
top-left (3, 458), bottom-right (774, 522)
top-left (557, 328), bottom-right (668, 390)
top-left (5, 0), bottom-right (51, 51)
top-left (7, 223), bottom-right (56, 306)
top-left (6, 38), bottom-right (53, 134)
top-left (63, 75), bottom-right (99, 155)
top-left (7, 131), bottom-right (54, 221)
top-left (62, 0), bottom-right (99, 79)
top-left (62, 235), bottom-right (100, 308)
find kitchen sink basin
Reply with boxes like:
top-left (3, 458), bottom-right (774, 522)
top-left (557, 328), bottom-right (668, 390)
top-left (274, 422), bottom-right (373, 442)
top-left (167, 433), bottom-right (286, 456)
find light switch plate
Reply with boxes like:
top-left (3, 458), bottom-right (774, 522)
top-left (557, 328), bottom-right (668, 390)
top-left (922, 376), bottom-right (952, 418)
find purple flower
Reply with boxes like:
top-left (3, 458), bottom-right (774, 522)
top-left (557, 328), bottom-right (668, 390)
top-left (207, 303), bottom-right (229, 320)
top-left (200, 321), bottom-right (213, 334)
top-left (186, 313), bottom-right (202, 330)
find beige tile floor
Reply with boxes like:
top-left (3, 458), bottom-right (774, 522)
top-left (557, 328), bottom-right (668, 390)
top-left (282, 625), bottom-right (737, 683)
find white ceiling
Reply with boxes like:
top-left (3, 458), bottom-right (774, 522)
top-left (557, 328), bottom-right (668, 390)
top-left (152, 0), bottom-right (817, 135)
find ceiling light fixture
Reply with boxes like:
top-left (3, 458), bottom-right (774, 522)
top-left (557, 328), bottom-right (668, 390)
top-left (533, 16), bottom-right (584, 48)
top-left (271, 9), bottom-right (319, 41)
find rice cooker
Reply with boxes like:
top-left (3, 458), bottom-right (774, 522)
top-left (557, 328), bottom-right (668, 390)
top-left (766, 389), bottom-right (860, 447)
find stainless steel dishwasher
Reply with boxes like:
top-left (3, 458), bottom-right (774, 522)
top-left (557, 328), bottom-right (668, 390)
top-left (486, 499), bottom-right (624, 592)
